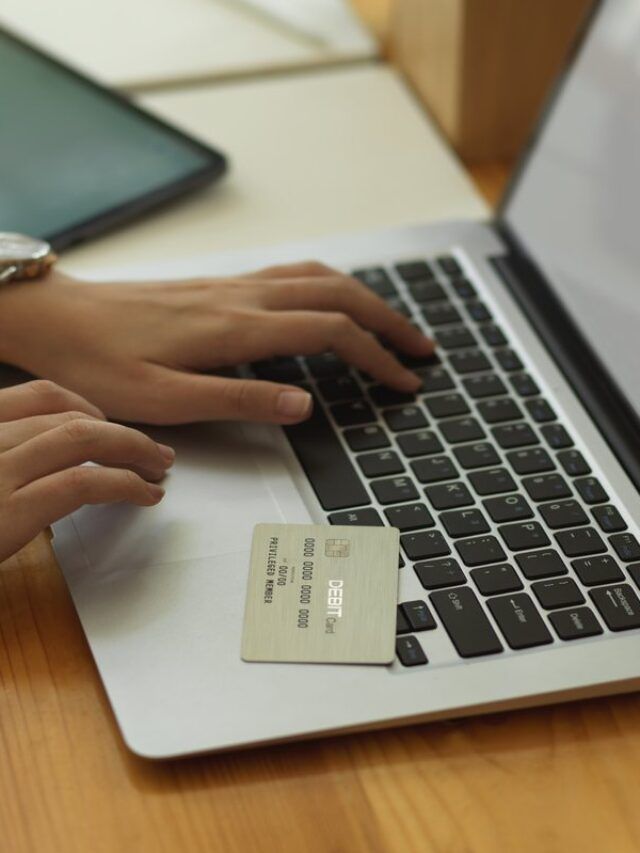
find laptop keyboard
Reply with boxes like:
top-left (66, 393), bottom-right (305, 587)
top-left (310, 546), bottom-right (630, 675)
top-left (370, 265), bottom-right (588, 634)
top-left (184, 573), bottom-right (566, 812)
top-left (250, 255), bottom-right (640, 668)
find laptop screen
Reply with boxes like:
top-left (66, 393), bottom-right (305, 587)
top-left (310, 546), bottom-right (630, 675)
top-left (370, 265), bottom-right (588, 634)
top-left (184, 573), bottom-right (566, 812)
top-left (502, 0), bottom-right (640, 416)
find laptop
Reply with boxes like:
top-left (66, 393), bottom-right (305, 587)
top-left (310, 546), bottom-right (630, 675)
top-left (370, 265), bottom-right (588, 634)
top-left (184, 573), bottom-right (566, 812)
top-left (54, 0), bottom-right (640, 758)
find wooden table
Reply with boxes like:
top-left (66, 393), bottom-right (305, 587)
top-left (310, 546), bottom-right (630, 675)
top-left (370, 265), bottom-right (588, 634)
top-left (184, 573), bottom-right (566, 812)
top-left (4, 7), bottom-right (640, 853)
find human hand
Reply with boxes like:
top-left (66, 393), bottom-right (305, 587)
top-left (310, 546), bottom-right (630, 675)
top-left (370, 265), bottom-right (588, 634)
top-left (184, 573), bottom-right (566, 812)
top-left (0, 381), bottom-right (174, 563)
top-left (0, 262), bottom-right (434, 425)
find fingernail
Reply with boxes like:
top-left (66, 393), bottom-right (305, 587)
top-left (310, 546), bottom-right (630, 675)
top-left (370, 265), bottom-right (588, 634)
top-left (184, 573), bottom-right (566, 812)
top-left (158, 443), bottom-right (176, 465)
top-left (403, 371), bottom-right (422, 391)
top-left (147, 484), bottom-right (165, 503)
top-left (276, 390), bottom-right (313, 420)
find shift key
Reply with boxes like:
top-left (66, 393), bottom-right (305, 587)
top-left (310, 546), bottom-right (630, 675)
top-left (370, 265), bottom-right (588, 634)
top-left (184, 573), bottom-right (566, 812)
top-left (429, 587), bottom-right (503, 657)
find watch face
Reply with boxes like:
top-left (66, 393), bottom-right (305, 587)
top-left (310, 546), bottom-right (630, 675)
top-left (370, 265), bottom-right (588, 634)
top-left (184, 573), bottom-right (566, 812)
top-left (0, 232), bottom-right (50, 263)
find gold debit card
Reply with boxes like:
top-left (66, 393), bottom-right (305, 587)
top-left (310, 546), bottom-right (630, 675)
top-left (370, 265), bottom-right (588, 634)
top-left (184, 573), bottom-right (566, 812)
top-left (241, 523), bottom-right (400, 664)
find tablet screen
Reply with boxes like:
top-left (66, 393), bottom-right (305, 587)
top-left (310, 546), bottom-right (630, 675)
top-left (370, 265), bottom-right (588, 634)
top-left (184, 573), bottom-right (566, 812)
top-left (0, 29), bottom-right (226, 248)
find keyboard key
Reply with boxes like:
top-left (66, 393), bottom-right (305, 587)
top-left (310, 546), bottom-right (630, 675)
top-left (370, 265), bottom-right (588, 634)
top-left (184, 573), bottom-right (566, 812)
top-left (516, 549), bottom-right (567, 579)
top-left (494, 349), bottom-right (523, 372)
top-left (284, 402), bottom-right (370, 511)
top-left (470, 564), bottom-right (523, 596)
top-left (555, 527), bottom-right (606, 557)
top-left (592, 505), bottom-right (627, 533)
top-left (488, 594), bottom-right (553, 649)
top-left (253, 357), bottom-right (305, 382)
top-left (398, 351), bottom-right (441, 370)
top-left (439, 417), bottom-right (485, 444)
top-left (571, 555), bottom-right (624, 586)
top-left (499, 521), bottom-right (550, 551)
top-left (525, 398), bottom-right (556, 423)
top-left (510, 374), bottom-right (540, 397)
top-left (344, 424), bottom-right (389, 452)
top-left (437, 256), bottom-right (462, 276)
top-left (422, 302), bottom-right (462, 326)
top-left (385, 503), bottom-right (434, 532)
top-left (328, 508), bottom-right (384, 527)
top-left (463, 373), bottom-right (508, 399)
top-left (436, 325), bottom-right (477, 350)
top-left (574, 477), bottom-right (608, 505)
top-left (411, 456), bottom-right (458, 484)
top-left (402, 530), bottom-right (450, 561)
top-left (317, 375), bottom-right (362, 402)
top-left (590, 584), bottom-right (640, 631)
top-left (450, 277), bottom-right (476, 299)
top-left (331, 400), bottom-right (376, 426)
top-left (449, 350), bottom-right (492, 374)
top-left (357, 450), bottom-right (404, 478)
top-left (549, 607), bottom-right (603, 641)
top-left (353, 267), bottom-right (396, 296)
top-left (396, 635), bottom-right (428, 666)
top-left (453, 442), bottom-right (501, 470)
top-left (540, 424), bottom-right (573, 449)
top-left (407, 280), bottom-right (446, 303)
top-left (414, 557), bottom-right (465, 589)
top-left (416, 365), bottom-right (455, 393)
top-left (483, 494), bottom-right (533, 523)
top-left (506, 448), bottom-right (555, 475)
top-left (455, 536), bottom-right (507, 567)
top-left (468, 468), bottom-right (518, 496)
top-left (628, 564), bottom-right (640, 590)
top-left (522, 473), bottom-right (571, 502)
top-left (368, 385), bottom-right (415, 407)
top-left (396, 606), bottom-right (411, 634)
top-left (395, 260), bottom-right (434, 282)
top-left (401, 600), bottom-right (437, 631)
top-left (430, 587), bottom-right (503, 657)
top-left (305, 352), bottom-right (348, 378)
top-left (477, 398), bottom-right (523, 424)
top-left (424, 393), bottom-right (470, 419)
top-left (539, 500), bottom-right (589, 529)
top-left (479, 324), bottom-right (507, 346)
top-left (386, 296), bottom-right (412, 317)
top-left (383, 405), bottom-right (428, 432)
top-left (610, 533), bottom-right (640, 562)
top-left (396, 429), bottom-right (443, 457)
top-left (372, 476), bottom-right (418, 505)
top-left (492, 422), bottom-right (538, 449)
top-left (531, 577), bottom-right (584, 610)
top-left (425, 481), bottom-right (474, 510)
top-left (557, 449), bottom-right (590, 477)
top-left (467, 302), bottom-right (493, 323)
top-left (440, 508), bottom-right (490, 538)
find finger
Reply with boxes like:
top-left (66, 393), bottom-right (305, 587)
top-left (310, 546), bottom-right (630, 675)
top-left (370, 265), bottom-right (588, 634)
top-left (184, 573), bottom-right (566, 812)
top-left (9, 467), bottom-right (165, 549)
top-left (0, 380), bottom-right (105, 422)
top-left (259, 276), bottom-right (433, 355)
top-left (0, 410), bottom-right (103, 452)
top-left (2, 419), bottom-right (175, 488)
top-left (245, 260), bottom-right (337, 280)
top-left (139, 366), bottom-right (314, 424)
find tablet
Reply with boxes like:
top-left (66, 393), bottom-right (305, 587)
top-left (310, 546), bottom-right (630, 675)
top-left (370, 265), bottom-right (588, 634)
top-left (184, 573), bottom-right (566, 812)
top-left (0, 28), bottom-right (228, 250)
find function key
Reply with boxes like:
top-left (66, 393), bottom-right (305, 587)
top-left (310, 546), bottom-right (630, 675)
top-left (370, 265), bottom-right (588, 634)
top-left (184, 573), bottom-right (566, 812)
top-left (453, 442), bottom-right (501, 470)
top-left (401, 600), bottom-right (437, 631)
top-left (590, 584), bottom-right (640, 631)
top-left (407, 280), bottom-right (445, 302)
top-left (488, 594), bottom-right (553, 649)
top-left (435, 326), bottom-right (477, 350)
top-left (549, 607), bottom-right (603, 641)
top-left (468, 467), bottom-right (518, 496)
top-left (414, 557), bottom-right (465, 589)
top-left (515, 549), bottom-right (567, 579)
top-left (609, 533), bottom-right (640, 562)
top-left (396, 635), bottom-right (428, 666)
top-left (539, 499), bottom-right (588, 529)
top-left (383, 405), bottom-right (428, 432)
top-left (437, 256), bottom-right (462, 276)
top-left (402, 530), bottom-right (451, 561)
top-left (557, 449), bottom-right (591, 477)
top-left (424, 393), bottom-right (470, 419)
top-left (477, 398), bottom-right (523, 424)
top-left (455, 535), bottom-right (507, 567)
top-left (522, 473), bottom-right (571, 502)
top-left (506, 447), bottom-right (555, 475)
top-left (331, 400), bottom-right (376, 426)
top-left (396, 429), bottom-right (443, 457)
top-left (372, 476), bottom-right (419, 505)
top-left (425, 481), bottom-right (474, 510)
top-left (305, 352), bottom-right (349, 378)
top-left (450, 277), bottom-right (477, 299)
top-left (571, 555), bottom-right (624, 586)
top-left (494, 349), bottom-right (524, 372)
top-left (531, 577), bottom-right (584, 610)
top-left (352, 267), bottom-right (397, 296)
top-left (357, 450), bottom-right (404, 478)
top-left (385, 502), bottom-right (434, 532)
top-left (440, 508), bottom-right (490, 538)
top-left (466, 301), bottom-right (492, 323)
top-left (555, 527), bottom-right (606, 558)
top-left (411, 455), bottom-right (458, 484)
top-left (525, 398), bottom-right (556, 423)
top-left (317, 375), bottom-right (362, 402)
top-left (328, 508), bottom-right (384, 526)
top-left (395, 260), bottom-right (435, 281)
top-left (540, 423), bottom-right (573, 449)
top-left (492, 422), bottom-right (538, 449)
top-left (368, 385), bottom-right (415, 407)
top-left (422, 302), bottom-right (462, 326)
top-left (253, 357), bottom-right (305, 382)
top-left (592, 505), bottom-right (627, 533)
top-left (344, 424), bottom-right (389, 452)
top-left (449, 350), bottom-right (492, 374)
top-left (574, 476), bottom-right (608, 505)
top-left (439, 417), bottom-right (485, 444)
top-left (498, 521), bottom-right (550, 551)
top-left (463, 373), bottom-right (508, 399)
top-left (470, 564), bottom-right (523, 596)
top-left (416, 365), bottom-right (455, 393)
top-left (483, 494), bottom-right (533, 523)
top-left (429, 587), bottom-right (503, 657)
top-left (479, 324), bottom-right (507, 347)
top-left (510, 374), bottom-right (540, 397)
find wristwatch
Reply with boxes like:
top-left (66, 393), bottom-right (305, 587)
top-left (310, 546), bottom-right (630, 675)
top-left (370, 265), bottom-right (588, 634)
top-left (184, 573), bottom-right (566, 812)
top-left (0, 232), bottom-right (57, 283)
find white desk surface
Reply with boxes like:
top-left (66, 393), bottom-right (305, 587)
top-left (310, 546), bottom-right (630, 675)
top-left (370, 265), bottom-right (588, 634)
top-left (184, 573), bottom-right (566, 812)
top-left (62, 65), bottom-right (488, 278)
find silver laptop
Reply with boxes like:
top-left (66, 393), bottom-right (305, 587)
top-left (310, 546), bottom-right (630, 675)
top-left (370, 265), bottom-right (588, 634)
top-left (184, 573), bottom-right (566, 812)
top-left (54, 0), bottom-right (640, 758)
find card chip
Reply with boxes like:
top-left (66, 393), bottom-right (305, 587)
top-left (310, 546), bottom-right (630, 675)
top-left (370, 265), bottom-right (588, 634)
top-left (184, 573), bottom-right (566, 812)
top-left (325, 538), bottom-right (350, 558)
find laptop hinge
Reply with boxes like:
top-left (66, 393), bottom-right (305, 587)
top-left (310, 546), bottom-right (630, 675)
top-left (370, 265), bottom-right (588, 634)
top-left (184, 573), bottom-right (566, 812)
top-left (490, 222), bottom-right (640, 493)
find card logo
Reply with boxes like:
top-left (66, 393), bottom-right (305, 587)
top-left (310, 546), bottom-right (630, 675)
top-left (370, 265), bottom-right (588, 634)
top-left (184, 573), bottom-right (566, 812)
top-left (325, 538), bottom-right (350, 558)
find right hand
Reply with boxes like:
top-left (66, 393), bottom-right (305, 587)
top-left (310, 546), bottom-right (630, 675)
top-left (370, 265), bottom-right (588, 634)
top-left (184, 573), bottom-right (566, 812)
top-left (0, 381), bottom-right (174, 563)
